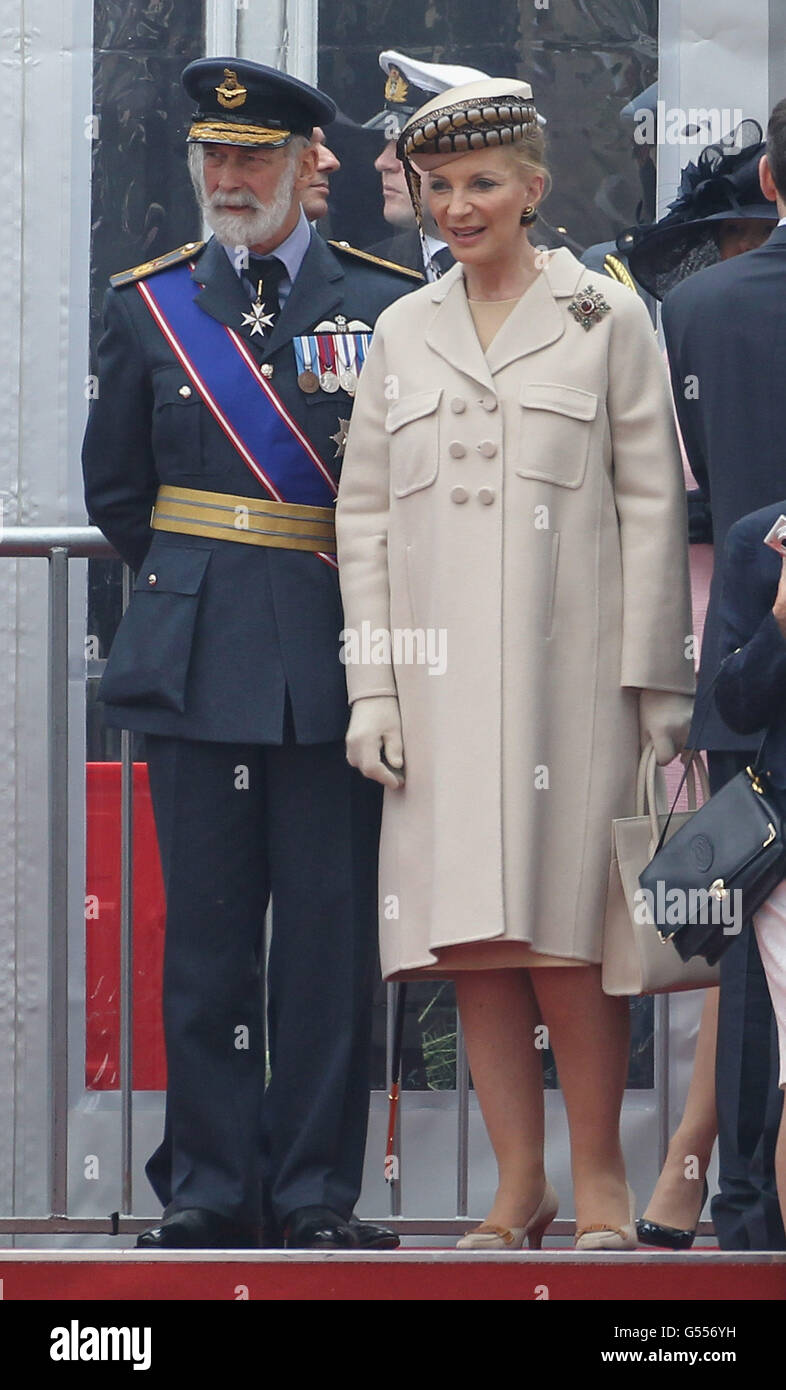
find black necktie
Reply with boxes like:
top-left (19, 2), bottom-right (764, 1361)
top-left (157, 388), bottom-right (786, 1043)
top-left (430, 246), bottom-right (454, 277)
top-left (244, 255), bottom-right (286, 330)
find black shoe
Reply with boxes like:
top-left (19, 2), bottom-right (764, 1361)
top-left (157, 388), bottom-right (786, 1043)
top-left (136, 1206), bottom-right (259, 1250)
top-left (636, 1179), bottom-right (709, 1250)
top-left (282, 1205), bottom-right (356, 1249)
top-left (349, 1216), bottom-right (400, 1250)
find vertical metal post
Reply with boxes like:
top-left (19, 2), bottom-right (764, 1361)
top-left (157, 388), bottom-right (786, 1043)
top-left (456, 1013), bottom-right (469, 1217)
top-left (385, 982), bottom-right (402, 1216)
top-left (119, 564), bottom-right (134, 1215)
top-left (655, 993), bottom-right (670, 1168)
top-left (48, 548), bottom-right (70, 1215)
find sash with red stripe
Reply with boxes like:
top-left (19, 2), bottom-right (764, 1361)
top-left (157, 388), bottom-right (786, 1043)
top-left (137, 263), bottom-right (338, 563)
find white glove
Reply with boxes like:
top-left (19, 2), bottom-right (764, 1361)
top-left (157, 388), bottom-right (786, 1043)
top-left (346, 696), bottom-right (405, 790)
top-left (638, 689), bottom-right (694, 765)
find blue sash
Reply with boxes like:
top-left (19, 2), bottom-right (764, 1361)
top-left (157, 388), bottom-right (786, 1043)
top-left (137, 263), bottom-right (337, 508)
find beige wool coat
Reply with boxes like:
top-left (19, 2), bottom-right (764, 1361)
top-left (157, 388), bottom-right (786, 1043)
top-left (336, 250), bottom-right (694, 978)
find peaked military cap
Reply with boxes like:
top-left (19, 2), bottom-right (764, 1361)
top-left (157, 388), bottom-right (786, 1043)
top-left (364, 50), bottom-right (491, 139)
top-left (182, 57), bottom-right (336, 148)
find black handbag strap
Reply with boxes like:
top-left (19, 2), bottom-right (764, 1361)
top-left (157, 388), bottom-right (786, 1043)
top-left (652, 668), bottom-right (768, 856)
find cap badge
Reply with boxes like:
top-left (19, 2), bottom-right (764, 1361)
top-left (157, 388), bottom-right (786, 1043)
top-left (384, 66), bottom-right (409, 104)
top-left (567, 284), bottom-right (611, 331)
top-left (216, 69), bottom-right (248, 109)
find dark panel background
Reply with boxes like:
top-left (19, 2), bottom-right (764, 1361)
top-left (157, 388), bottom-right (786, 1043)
top-left (317, 0), bottom-right (658, 252)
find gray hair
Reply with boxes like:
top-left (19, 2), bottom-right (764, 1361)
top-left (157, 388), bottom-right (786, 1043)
top-left (187, 133), bottom-right (310, 200)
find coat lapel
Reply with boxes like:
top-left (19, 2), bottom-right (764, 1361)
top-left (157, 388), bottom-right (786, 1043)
top-left (190, 237), bottom-right (251, 330)
top-left (425, 249), bottom-right (589, 386)
top-left (425, 265), bottom-right (496, 392)
top-left (190, 232), bottom-right (346, 362)
top-left (485, 249), bottom-right (586, 375)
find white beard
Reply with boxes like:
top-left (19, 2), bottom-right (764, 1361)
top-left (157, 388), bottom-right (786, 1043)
top-left (190, 148), bottom-right (298, 252)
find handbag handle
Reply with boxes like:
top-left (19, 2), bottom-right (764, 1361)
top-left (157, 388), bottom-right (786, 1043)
top-left (636, 742), bottom-right (711, 853)
top-left (652, 668), bottom-right (766, 857)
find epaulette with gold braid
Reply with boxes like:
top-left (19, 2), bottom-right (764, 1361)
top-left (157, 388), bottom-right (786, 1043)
top-left (603, 253), bottom-right (639, 295)
top-left (328, 240), bottom-right (424, 281)
top-left (110, 241), bottom-right (206, 288)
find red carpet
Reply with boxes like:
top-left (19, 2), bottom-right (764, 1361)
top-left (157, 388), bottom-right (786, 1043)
top-left (1, 1250), bottom-right (784, 1300)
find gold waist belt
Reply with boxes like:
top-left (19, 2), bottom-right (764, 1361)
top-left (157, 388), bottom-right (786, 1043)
top-left (151, 485), bottom-right (336, 552)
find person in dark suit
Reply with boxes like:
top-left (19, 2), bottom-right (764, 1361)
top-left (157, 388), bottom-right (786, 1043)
top-left (82, 58), bottom-right (419, 1251)
top-left (714, 501), bottom-right (786, 1230)
top-left (661, 99), bottom-right (786, 1250)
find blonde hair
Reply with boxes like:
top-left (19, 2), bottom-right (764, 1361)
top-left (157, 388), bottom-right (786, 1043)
top-left (504, 128), bottom-right (552, 204)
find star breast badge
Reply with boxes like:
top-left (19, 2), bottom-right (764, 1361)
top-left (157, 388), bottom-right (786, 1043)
top-left (568, 284), bottom-right (611, 331)
top-left (241, 298), bottom-right (277, 337)
top-left (330, 418), bottom-right (350, 460)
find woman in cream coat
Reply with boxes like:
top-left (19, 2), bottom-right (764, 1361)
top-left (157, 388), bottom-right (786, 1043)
top-left (336, 79), bottom-right (694, 1250)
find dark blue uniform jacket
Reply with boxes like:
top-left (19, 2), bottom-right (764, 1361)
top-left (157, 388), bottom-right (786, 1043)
top-left (83, 232), bottom-right (417, 744)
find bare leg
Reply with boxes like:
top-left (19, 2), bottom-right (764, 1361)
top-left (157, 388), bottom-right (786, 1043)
top-left (642, 988), bottom-right (718, 1230)
top-left (454, 969), bottom-right (546, 1229)
top-left (530, 965), bottom-right (631, 1233)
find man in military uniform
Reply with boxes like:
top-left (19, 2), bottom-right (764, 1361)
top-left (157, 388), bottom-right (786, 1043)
top-left (363, 50), bottom-right (491, 278)
top-left (82, 58), bottom-right (420, 1250)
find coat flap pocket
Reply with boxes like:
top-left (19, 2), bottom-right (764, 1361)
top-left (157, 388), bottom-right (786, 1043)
top-left (134, 546), bottom-right (213, 596)
top-left (520, 382), bottom-right (598, 421)
top-left (385, 388), bottom-right (443, 434)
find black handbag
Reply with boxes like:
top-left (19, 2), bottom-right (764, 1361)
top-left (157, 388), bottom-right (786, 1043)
top-left (638, 759), bottom-right (786, 964)
top-left (638, 669), bottom-right (786, 965)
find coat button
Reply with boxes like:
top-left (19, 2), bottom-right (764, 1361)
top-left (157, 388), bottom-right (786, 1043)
top-left (477, 440), bottom-right (497, 457)
top-left (448, 441), bottom-right (467, 458)
top-left (147, 573), bottom-right (158, 585)
top-left (481, 395), bottom-right (498, 411)
top-left (260, 363), bottom-right (274, 378)
top-left (477, 488), bottom-right (496, 505)
top-left (178, 385), bottom-right (192, 398)
top-left (450, 397), bottom-right (466, 413)
top-left (450, 486), bottom-right (469, 504)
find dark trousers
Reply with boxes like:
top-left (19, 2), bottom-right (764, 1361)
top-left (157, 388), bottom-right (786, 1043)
top-left (143, 730), bottom-right (382, 1230)
top-left (708, 749), bottom-right (786, 1249)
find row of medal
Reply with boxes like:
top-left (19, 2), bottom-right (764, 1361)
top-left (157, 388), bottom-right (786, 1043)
top-left (293, 332), bottom-right (371, 396)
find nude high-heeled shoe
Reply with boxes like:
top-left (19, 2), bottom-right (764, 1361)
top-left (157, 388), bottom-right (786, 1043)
top-left (456, 1181), bottom-right (559, 1251)
top-left (574, 1183), bottom-right (637, 1251)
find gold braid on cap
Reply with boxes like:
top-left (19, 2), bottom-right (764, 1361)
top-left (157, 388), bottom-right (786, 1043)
top-left (187, 120), bottom-right (292, 147)
top-left (396, 94), bottom-right (539, 238)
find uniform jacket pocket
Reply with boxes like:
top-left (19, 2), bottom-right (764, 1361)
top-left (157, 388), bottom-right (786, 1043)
top-left (151, 365), bottom-right (221, 479)
top-left (99, 546), bottom-right (213, 713)
top-left (516, 382), bottom-right (598, 489)
top-left (386, 388), bottom-right (442, 497)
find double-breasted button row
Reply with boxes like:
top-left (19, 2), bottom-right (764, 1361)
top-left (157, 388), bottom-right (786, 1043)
top-left (449, 439), bottom-right (498, 458)
top-left (451, 394), bottom-right (498, 413)
top-left (450, 486), bottom-right (496, 505)
top-left (446, 397), bottom-right (500, 501)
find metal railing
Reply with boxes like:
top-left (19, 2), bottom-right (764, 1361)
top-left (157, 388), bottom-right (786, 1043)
top-left (0, 526), bottom-right (680, 1240)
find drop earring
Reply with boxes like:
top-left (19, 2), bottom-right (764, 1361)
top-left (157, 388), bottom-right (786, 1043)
top-left (520, 205), bottom-right (537, 226)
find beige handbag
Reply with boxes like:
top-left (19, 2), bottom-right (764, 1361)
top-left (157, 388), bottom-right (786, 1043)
top-left (602, 743), bottom-right (720, 996)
